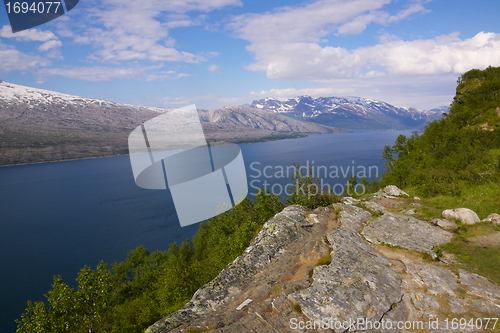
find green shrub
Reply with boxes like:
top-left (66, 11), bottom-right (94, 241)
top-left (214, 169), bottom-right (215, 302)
top-left (285, 163), bottom-right (341, 208)
top-left (380, 66), bottom-right (500, 197)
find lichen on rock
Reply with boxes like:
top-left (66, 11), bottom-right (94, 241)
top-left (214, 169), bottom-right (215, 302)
top-left (145, 185), bottom-right (500, 333)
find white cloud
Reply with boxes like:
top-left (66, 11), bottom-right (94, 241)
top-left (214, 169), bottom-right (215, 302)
top-left (38, 40), bottom-right (63, 52)
top-left (237, 28), bottom-right (500, 80)
top-left (65, 0), bottom-right (241, 63)
top-left (0, 42), bottom-right (51, 73)
top-left (227, 0), bottom-right (500, 81)
top-left (228, 0), bottom-right (429, 44)
top-left (245, 42), bottom-right (364, 80)
top-left (208, 64), bottom-right (220, 73)
top-left (100, 0), bottom-right (242, 14)
top-left (336, 10), bottom-right (389, 35)
top-left (0, 25), bottom-right (57, 41)
top-left (39, 64), bottom-right (189, 82)
top-left (360, 32), bottom-right (500, 75)
top-left (387, 1), bottom-right (431, 23)
top-left (337, 2), bottom-right (430, 34)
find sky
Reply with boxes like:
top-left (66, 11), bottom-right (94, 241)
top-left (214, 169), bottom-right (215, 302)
top-left (1, 0), bottom-right (500, 110)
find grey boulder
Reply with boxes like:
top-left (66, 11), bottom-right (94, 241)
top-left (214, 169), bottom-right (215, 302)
top-left (442, 208), bottom-right (480, 225)
top-left (482, 213), bottom-right (500, 225)
top-left (431, 218), bottom-right (458, 231)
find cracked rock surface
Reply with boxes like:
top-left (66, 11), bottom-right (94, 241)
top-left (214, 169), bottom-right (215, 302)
top-left (288, 204), bottom-right (405, 332)
top-left (146, 186), bottom-right (500, 333)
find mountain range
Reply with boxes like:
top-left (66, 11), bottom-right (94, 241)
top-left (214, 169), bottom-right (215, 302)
top-left (250, 96), bottom-right (446, 130)
top-left (0, 80), bottom-right (446, 165)
top-left (0, 81), bottom-right (343, 165)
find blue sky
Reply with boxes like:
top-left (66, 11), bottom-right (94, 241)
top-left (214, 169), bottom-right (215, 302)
top-left (1, 0), bottom-right (499, 110)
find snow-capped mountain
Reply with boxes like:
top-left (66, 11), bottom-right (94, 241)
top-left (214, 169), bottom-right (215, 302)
top-left (198, 105), bottom-right (345, 134)
top-left (0, 81), bottom-right (344, 165)
top-left (0, 80), bottom-right (169, 165)
top-left (250, 96), bottom-right (445, 130)
top-left (428, 106), bottom-right (450, 113)
top-left (0, 80), bottom-right (165, 111)
top-left (0, 80), bottom-right (166, 130)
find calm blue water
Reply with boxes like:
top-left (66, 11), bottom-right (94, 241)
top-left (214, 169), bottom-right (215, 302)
top-left (0, 130), bottom-right (412, 332)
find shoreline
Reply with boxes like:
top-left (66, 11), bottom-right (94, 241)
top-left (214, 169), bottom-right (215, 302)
top-left (0, 132), bottom-right (313, 168)
top-left (1, 129), bottom-right (422, 168)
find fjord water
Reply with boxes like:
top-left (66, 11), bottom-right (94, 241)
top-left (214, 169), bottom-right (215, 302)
top-left (0, 130), bottom-right (413, 332)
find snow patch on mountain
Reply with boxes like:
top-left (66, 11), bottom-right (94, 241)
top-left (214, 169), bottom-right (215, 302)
top-left (250, 95), bottom-right (432, 117)
top-left (0, 80), bottom-right (165, 113)
top-left (250, 95), bottom-right (445, 130)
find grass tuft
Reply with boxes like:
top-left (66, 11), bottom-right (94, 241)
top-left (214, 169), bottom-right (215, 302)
top-left (293, 302), bottom-right (302, 313)
top-left (316, 253), bottom-right (331, 266)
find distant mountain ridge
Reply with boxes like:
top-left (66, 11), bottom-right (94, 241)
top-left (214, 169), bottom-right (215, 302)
top-left (198, 105), bottom-right (344, 134)
top-left (0, 81), bottom-right (343, 165)
top-left (250, 96), bottom-right (446, 130)
top-left (0, 80), bottom-right (448, 165)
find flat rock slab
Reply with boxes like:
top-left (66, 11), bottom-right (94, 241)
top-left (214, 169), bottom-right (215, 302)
top-left (362, 213), bottom-right (453, 258)
top-left (459, 269), bottom-right (500, 302)
top-left (411, 292), bottom-right (440, 310)
top-left (364, 201), bottom-right (387, 213)
top-left (399, 257), bottom-right (459, 296)
top-left (289, 205), bottom-right (406, 332)
top-left (375, 197), bottom-right (406, 209)
top-left (448, 297), bottom-right (468, 314)
top-left (472, 299), bottom-right (500, 316)
top-left (341, 196), bottom-right (359, 205)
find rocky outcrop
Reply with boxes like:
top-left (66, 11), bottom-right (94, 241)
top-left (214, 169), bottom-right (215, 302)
top-left (288, 204), bottom-right (405, 332)
top-left (443, 208), bottom-right (480, 225)
top-left (145, 205), bottom-right (313, 333)
top-left (146, 186), bottom-right (500, 333)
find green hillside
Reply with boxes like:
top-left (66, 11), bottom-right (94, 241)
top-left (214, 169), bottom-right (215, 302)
top-left (381, 66), bottom-right (500, 197)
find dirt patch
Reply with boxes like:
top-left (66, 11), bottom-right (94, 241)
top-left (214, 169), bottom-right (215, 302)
top-left (468, 231), bottom-right (500, 247)
top-left (370, 243), bottom-right (425, 265)
top-left (286, 256), bottom-right (318, 282)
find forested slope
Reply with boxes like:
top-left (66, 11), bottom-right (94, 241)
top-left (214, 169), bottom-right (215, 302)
top-left (381, 66), bottom-right (500, 197)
